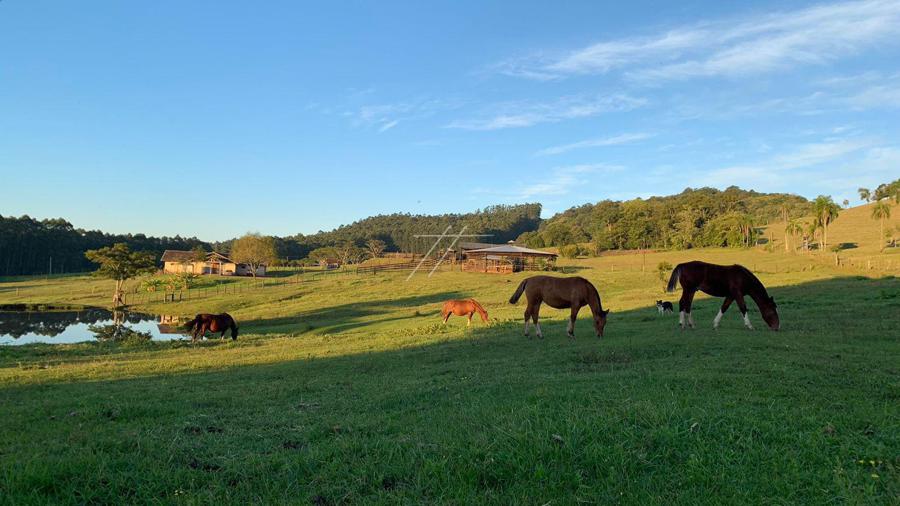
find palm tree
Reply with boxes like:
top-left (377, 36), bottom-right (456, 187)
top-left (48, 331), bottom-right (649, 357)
top-left (785, 219), bottom-right (804, 251)
top-left (781, 205), bottom-right (790, 252)
top-left (813, 195), bottom-right (840, 251)
top-left (872, 201), bottom-right (891, 252)
top-left (858, 187), bottom-right (871, 202)
top-left (804, 221), bottom-right (818, 252)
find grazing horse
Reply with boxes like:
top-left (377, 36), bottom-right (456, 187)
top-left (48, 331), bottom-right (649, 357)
top-left (509, 276), bottom-right (609, 339)
top-left (666, 261), bottom-right (779, 330)
top-left (441, 299), bottom-right (489, 326)
top-left (656, 300), bottom-right (674, 314)
top-left (184, 313), bottom-right (239, 341)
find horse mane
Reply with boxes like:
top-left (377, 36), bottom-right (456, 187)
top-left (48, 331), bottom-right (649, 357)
top-left (736, 265), bottom-right (769, 299)
top-left (583, 279), bottom-right (605, 313)
top-left (468, 298), bottom-right (489, 322)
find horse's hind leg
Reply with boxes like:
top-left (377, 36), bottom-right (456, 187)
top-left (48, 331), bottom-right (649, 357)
top-left (531, 304), bottom-right (543, 339)
top-left (735, 295), bottom-right (754, 330)
top-left (714, 298), bottom-right (733, 329)
top-left (523, 307), bottom-right (532, 338)
top-left (467, 313), bottom-right (472, 327)
top-left (679, 290), bottom-right (696, 329)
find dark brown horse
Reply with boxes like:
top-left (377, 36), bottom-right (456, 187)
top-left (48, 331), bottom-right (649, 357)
top-left (441, 299), bottom-right (489, 326)
top-left (666, 261), bottom-right (779, 330)
top-left (184, 313), bottom-right (239, 341)
top-left (509, 276), bottom-right (609, 338)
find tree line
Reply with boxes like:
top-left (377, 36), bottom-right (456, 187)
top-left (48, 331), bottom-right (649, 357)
top-left (517, 186), bottom-right (812, 252)
top-left (213, 204), bottom-right (544, 264)
top-left (0, 215), bottom-right (208, 276)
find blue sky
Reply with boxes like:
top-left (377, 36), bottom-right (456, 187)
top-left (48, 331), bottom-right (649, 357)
top-left (1, 0), bottom-right (898, 240)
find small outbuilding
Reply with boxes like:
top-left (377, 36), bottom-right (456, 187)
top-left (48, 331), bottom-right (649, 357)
top-left (462, 244), bottom-right (557, 273)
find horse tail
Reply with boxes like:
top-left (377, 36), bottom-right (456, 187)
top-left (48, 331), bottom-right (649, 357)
top-left (469, 299), bottom-right (489, 322)
top-left (666, 265), bottom-right (682, 293)
top-left (223, 313), bottom-right (238, 340)
top-left (509, 279), bottom-right (528, 304)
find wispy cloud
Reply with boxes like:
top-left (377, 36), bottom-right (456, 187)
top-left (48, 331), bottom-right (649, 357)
top-left (446, 93), bottom-right (646, 131)
top-left (495, 0), bottom-right (900, 82)
top-left (377, 120), bottom-right (399, 133)
top-left (474, 163), bottom-right (623, 200)
top-left (703, 137), bottom-right (874, 188)
top-left (535, 132), bottom-right (653, 156)
top-left (348, 98), bottom-right (461, 132)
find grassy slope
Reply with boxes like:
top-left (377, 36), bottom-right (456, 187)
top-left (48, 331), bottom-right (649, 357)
top-left (762, 200), bottom-right (900, 259)
top-left (0, 248), bottom-right (897, 504)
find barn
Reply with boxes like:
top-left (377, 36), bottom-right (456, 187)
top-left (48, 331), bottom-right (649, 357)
top-left (461, 244), bottom-right (557, 273)
top-left (160, 250), bottom-right (266, 277)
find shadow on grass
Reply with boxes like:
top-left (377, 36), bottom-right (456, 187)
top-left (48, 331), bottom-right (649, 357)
top-left (242, 291), bottom-right (465, 335)
top-left (3, 276), bottom-right (897, 372)
top-left (0, 277), bottom-right (898, 503)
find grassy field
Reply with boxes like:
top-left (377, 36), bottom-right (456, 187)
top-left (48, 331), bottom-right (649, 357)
top-left (1, 248), bottom-right (898, 504)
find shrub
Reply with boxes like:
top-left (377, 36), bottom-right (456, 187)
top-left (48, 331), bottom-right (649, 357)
top-left (559, 244), bottom-right (581, 259)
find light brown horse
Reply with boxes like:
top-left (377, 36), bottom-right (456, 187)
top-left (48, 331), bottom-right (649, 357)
top-left (184, 313), bottom-right (239, 341)
top-left (509, 276), bottom-right (609, 339)
top-left (666, 261), bottom-right (779, 330)
top-left (441, 299), bottom-right (489, 326)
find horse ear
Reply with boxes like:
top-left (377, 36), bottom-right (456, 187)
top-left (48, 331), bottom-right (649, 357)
top-left (603, 309), bottom-right (610, 316)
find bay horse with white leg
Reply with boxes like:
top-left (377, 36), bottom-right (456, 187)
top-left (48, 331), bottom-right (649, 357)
top-left (441, 299), bottom-right (489, 326)
top-left (184, 313), bottom-right (239, 341)
top-left (509, 276), bottom-right (609, 339)
top-left (666, 261), bottom-right (779, 331)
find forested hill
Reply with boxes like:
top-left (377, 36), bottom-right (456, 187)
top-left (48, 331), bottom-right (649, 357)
top-left (281, 204), bottom-right (543, 258)
top-left (0, 187), bottom-right (814, 276)
top-left (518, 186), bottom-right (811, 251)
top-left (0, 216), bottom-right (208, 276)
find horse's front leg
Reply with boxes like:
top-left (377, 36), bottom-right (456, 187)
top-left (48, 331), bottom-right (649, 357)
top-left (568, 306), bottom-right (580, 338)
top-left (735, 295), bottom-right (754, 330)
top-left (679, 290), bottom-right (697, 329)
top-left (466, 313), bottom-right (472, 327)
top-left (714, 297), bottom-right (733, 329)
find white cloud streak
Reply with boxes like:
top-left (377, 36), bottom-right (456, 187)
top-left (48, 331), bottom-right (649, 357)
top-left (446, 93), bottom-right (646, 131)
top-left (535, 132), bottom-right (653, 156)
top-left (496, 0), bottom-right (900, 82)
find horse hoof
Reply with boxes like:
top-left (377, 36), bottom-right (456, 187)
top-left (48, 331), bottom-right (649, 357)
top-left (567, 333), bottom-right (575, 339)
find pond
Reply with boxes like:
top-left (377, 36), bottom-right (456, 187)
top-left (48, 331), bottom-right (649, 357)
top-left (0, 309), bottom-right (192, 345)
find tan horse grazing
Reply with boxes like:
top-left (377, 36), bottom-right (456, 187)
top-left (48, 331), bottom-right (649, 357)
top-left (666, 261), bottom-right (780, 330)
top-left (184, 313), bottom-right (239, 341)
top-left (508, 276), bottom-right (609, 339)
top-left (441, 299), bottom-right (489, 326)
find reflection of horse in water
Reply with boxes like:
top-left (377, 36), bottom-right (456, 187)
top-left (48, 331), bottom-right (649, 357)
top-left (441, 299), bottom-right (489, 326)
top-left (184, 313), bottom-right (239, 341)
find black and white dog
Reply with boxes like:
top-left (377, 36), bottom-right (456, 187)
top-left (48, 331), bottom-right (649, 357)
top-left (656, 300), bottom-right (674, 314)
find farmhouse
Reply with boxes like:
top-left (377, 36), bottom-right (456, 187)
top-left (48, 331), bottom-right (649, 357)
top-left (462, 244), bottom-right (557, 273)
top-left (160, 250), bottom-right (266, 277)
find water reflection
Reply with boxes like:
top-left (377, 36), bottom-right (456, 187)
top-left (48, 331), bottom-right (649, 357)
top-left (0, 310), bottom-right (192, 345)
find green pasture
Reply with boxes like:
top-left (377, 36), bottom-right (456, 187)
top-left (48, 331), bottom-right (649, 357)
top-left (0, 248), bottom-right (897, 504)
